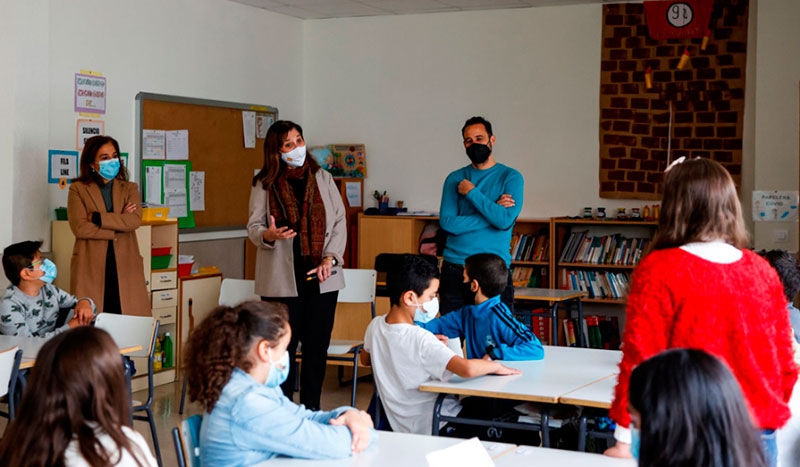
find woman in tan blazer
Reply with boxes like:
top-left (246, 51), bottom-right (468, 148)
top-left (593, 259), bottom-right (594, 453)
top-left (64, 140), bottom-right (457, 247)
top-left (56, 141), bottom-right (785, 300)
top-left (247, 120), bottom-right (346, 411)
top-left (67, 135), bottom-right (150, 316)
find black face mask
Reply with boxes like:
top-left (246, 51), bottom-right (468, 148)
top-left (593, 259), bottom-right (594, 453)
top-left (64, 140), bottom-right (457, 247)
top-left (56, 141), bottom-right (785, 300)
top-left (465, 143), bottom-right (491, 165)
top-left (460, 280), bottom-right (477, 305)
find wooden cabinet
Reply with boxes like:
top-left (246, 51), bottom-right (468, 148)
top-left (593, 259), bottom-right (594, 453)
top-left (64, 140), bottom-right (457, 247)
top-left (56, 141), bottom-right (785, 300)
top-left (357, 214), bottom-right (435, 269)
top-left (551, 218), bottom-right (657, 305)
top-left (179, 273), bottom-right (222, 379)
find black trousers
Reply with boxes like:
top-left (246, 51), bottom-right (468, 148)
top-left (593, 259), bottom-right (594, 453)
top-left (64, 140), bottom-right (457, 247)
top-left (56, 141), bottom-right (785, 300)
top-left (439, 261), bottom-right (514, 316)
top-left (264, 278), bottom-right (338, 411)
top-left (103, 240), bottom-right (122, 314)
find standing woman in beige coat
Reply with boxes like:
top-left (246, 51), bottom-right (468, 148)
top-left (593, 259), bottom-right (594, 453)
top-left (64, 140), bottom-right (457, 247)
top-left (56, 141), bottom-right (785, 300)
top-left (68, 135), bottom-right (150, 316)
top-left (248, 120), bottom-right (346, 410)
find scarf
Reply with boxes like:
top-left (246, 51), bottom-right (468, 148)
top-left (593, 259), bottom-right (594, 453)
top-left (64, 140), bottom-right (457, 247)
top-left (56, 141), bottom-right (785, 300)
top-left (268, 164), bottom-right (327, 264)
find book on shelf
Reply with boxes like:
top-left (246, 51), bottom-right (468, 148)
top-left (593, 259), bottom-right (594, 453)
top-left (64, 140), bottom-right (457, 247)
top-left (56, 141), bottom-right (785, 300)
top-left (561, 270), bottom-right (631, 300)
top-left (511, 266), bottom-right (548, 288)
top-left (561, 316), bottom-right (621, 350)
top-left (560, 232), bottom-right (651, 266)
top-left (530, 315), bottom-right (553, 346)
top-left (511, 232), bottom-right (549, 262)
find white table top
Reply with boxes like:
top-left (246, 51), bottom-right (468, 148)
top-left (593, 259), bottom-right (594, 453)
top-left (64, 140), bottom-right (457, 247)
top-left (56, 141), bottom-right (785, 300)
top-left (559, 374), bottom-right (619, 409)
top-left (251, 431), bottom-right (516, 466)
top-left (0, 333), bottom-right (141, 369)
top-left (494, 445), bottom-right (636, 466)
top-left (419, 346), bottom-right (622, 403)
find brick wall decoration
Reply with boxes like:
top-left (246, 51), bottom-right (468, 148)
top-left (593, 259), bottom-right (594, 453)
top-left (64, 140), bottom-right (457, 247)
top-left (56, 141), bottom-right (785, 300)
top-left (599, 1), bottom-right (749, 199)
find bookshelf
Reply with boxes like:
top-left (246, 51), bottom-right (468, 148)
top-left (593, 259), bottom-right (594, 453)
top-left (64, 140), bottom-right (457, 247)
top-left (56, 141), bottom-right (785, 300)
top-left (509, 219), bottom-right (551, 288)
top-left (551, 218), bottom-right (657, 305)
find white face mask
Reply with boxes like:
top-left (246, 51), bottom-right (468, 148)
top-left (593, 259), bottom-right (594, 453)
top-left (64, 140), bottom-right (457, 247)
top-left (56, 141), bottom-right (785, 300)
top-left (280, 145), bottom-right (307, 167)
top-left (414, 297), bottom-right (439, 323)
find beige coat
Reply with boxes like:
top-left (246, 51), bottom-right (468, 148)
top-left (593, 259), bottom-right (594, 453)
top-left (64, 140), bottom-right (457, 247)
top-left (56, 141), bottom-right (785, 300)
top-left (67, 180), bottom-right (150, 316)
top-left (247, 169), bottom-right (346, 297)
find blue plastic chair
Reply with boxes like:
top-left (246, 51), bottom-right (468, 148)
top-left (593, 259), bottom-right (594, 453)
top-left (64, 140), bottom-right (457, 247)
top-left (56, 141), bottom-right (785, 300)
top-left (172, 414), bottom-right (202, 467)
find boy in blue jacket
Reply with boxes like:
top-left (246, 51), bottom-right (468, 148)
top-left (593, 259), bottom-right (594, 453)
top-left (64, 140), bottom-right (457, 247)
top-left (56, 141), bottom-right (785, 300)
top-left (418, 253), bottom-right (544, 361)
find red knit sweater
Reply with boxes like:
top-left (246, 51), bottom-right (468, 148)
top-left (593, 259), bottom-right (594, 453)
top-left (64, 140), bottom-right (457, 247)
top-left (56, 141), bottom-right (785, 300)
top-left (609, 248), bottom-right (798, 430)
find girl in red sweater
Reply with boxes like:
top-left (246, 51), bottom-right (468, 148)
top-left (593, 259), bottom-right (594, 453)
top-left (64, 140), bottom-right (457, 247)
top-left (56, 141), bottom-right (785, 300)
top-left (605, 158), bottom-right (797, 466)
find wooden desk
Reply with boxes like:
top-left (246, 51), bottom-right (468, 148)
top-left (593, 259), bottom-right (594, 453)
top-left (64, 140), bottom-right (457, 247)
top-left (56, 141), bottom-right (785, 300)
top-left (419, 346), bottom-right (621, 446)
top-left (250, 431), bottom-right (516, 466)
top-left (494, 445), bottom-right (636, 466)
top-left (514, 287), bottom-right (586, 347)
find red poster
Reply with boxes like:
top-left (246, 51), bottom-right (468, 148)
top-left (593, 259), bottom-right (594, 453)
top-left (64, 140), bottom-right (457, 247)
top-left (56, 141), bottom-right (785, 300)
top-left (644, 0), bottom-right (714, 39)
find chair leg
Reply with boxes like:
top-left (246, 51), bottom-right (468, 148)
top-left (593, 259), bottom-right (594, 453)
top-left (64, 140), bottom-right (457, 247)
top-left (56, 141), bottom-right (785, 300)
top-left (351, 349), bottom-right (360, 407)
top-left (179, 378), bottom-right (188, 415)
top-left (141, 407), bottom-right (163, 467)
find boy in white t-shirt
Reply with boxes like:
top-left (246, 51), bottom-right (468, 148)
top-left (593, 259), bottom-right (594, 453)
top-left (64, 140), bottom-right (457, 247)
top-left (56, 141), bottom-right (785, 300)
top-left (361, 254), bottom-right (520, 435)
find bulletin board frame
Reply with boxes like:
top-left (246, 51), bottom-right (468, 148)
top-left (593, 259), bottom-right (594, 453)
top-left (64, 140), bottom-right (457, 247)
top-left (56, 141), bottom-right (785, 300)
top-left (135, 92), bottom-right (278, 231)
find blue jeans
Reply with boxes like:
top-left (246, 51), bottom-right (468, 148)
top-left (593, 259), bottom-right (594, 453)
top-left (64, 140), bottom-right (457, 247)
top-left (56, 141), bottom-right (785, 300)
top-left (761, 429), bottom-right (777, 467)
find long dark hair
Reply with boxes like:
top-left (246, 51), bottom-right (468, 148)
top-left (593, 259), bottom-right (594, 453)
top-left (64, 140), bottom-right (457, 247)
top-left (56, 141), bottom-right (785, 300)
top-left (73, 135), bottom-right (129, 185)
top-left (651, 158), bottom-right (749, 250)
top-left (0, 327), bottom-right (148, 467)
top-left (629, 349), bottom-right (766, 467)
top-left (184, 301), bottom-right (289, 412)
top-left (252, 120), bottom-right (319, 188)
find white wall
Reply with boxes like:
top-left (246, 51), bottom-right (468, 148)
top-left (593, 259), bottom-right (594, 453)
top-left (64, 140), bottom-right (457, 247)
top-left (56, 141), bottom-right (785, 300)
top-left (7, 0), bottom-right (303, 249)
top-left (0, 0), bottom-right (18, 252)
top-left (304, 5), bottom-right (653, 218)
top-left (753, 0), bottom-right (800, 251)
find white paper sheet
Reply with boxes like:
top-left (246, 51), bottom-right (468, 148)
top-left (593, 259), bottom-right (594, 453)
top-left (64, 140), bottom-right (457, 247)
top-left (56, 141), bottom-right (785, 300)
top-left (165, 130), bottom-right (189, 160)
top-left (242, 111), bottom-right (256, 148)
top-left (143, 129), bottom-right (166, 159)
top-left (189, 171), bottom-right (205, 211)
top-left (426, 438), bottom-right (495, 467)
top-left (256, 113), bottom-right (272, 139)
top-left (163, 164), bottom-right (188, 218)
top-left (345, 181), bottom-right (361, 207)
top-left (144, 166), bottom-right (163, 205)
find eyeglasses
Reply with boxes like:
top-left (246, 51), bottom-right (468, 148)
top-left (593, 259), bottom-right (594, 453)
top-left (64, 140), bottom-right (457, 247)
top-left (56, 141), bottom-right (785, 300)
top-left (27, 259), bottom-right (43, 270)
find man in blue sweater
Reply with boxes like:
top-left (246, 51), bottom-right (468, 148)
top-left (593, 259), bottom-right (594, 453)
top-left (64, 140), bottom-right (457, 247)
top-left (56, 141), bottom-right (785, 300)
top-left (438, 116), bottom-right (524, 315)
top-left (418, 253), bottom-right (544, 361)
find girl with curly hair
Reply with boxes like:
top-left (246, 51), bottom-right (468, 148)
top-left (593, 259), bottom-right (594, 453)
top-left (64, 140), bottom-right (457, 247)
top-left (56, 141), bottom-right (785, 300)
top-left (183, 300), bottom-right (374, 466)
top-left (0, 326), bottom-right (157, 467)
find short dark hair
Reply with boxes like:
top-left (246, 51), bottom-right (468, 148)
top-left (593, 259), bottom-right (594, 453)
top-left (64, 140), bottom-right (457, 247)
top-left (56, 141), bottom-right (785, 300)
top-left (3, 241), bottom-right (42, 286)
top-left (759, 250), bottom-right (800, 301)
top-left (629, 349), bottom-right (766, 467)
top-left (387, 255), bottom-right (440, 307)
top-left (464, 253), bottom-right (507, 298)
top-left (461, 116), bottom-right (493, 138)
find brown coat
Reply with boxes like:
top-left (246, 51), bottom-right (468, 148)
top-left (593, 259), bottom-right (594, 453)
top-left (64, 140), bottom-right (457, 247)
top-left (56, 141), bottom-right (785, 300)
top-left (67, 180), bottom-right (150, 316)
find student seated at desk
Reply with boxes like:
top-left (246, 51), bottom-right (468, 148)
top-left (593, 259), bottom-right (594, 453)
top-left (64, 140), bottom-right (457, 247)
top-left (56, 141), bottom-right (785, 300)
top-left (417, 253), bottom-right (543, 361)
top-left (361, 254), bottom-right (520, 435)
top-left (0, 240), bottom-right (95, 337)
top-left (0, 326), bottom-right (158, 467)
top-left (628, 348), bottom-right (767, 467)
top-left (183, 301), bottom-right (375, 467)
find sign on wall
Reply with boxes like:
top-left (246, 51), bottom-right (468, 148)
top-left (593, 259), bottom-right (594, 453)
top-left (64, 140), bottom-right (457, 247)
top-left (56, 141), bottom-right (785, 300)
top-left (48, 150), bottom-right (79, 184)
top-left (76, 119), bottom-right (105, 150)
top-left (752, 190), bottom-right (799, 222)
top-left (74, 72), bottom-right (106, 115)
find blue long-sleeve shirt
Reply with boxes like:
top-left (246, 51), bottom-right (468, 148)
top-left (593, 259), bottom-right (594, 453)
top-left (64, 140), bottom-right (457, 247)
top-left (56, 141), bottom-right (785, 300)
top-left (418, 295), bottom-right (544, 361)
top-left (200, 368), bottom-right (376, 467)
top-left (439, 163), bottom-right (524, 267)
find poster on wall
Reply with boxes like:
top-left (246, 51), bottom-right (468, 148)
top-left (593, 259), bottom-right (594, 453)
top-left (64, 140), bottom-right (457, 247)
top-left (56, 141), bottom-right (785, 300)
top-left (48, 150), bottom-right (78, 184)
top-left (74, 72), bottom-right (106, 115)
top-left (76, 119), bottom-right (105, 150)
top-left (752, 191), bottom-right (799, 222)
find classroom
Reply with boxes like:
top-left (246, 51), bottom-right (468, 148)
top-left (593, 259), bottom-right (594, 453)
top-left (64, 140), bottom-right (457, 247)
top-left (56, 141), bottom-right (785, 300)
top-left (1, 0), bottom-right (799, 466)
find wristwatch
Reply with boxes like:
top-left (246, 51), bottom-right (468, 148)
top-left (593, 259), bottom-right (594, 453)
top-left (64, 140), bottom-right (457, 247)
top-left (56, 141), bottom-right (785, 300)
top-left (323, 256), bottom-right (338, 267)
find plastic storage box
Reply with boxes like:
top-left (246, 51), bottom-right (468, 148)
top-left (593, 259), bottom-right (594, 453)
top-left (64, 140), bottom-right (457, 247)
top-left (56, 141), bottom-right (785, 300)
top-left (151, 254), bottom-right (173, 270)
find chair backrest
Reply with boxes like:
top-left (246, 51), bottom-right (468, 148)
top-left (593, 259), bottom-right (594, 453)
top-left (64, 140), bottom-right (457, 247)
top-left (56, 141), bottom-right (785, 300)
top-left (94, 314), bottom-right (157, 359)
top-left (338, 269), bottom-right (377, 304)
top-left (218, 278), bottom-right (259, 307)
top-left (0, 346), bottom-right (21, 399)
top-left (180, 414), bottom-right (202, 467)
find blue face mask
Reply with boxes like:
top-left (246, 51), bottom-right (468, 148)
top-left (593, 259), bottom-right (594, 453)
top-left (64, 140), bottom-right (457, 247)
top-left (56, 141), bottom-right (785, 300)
top-left (265, 349), bottom-right (290, 388)
top-left (98, 158), bottom-right (121, 180)
top-left (630, 426), bottom-right (641, 460)
top-left (414, 297), bottom-right (439, 324)
top-left (39, 259), bottom-right (58, 284)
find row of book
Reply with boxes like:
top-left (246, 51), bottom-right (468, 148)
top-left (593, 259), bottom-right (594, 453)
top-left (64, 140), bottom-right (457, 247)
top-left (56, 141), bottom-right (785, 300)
top-left (511, 266), bottom-right (548, 288)
top-left (510, 233), bottom-right (549, 262)
top-left (562, 269), bottom-right (631, 300)
top-left (559, 230), bottom-right (650, 266)
top-left (562, 316), bottom-right (621, 350)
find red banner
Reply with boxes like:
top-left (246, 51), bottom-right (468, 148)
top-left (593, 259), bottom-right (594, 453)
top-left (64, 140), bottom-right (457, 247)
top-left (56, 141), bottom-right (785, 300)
top-left (644, 0), bottom-right (714, 39)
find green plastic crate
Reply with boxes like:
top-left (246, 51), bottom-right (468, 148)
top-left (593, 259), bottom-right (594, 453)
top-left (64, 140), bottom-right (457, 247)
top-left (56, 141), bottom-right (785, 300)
top-left (151, 254), bottom-right (173, 270)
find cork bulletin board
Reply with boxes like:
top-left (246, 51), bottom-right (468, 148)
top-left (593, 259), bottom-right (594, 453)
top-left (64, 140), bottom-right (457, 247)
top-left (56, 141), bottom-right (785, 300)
top-left (135, 93), bottom-right (278, 230)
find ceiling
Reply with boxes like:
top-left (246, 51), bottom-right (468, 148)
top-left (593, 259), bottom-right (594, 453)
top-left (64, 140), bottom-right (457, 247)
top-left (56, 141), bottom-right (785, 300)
top-left (228, 0), bottom-right (629, 20)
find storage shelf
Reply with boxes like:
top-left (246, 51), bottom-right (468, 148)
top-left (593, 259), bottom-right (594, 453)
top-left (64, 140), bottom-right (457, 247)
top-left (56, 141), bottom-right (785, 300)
top-left (580, 297), bottom-right (628, 305)
top-left (512, 260), bottom-right (549, 266)
top-left (553, 217), bottom-right (657, 226)
top-left (558, 262), bottom-right (638, 269)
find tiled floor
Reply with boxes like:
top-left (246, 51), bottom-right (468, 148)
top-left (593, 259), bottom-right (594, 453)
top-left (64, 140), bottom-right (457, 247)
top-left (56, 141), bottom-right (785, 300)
top-left (0, 368), bottom-right (374, 467)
